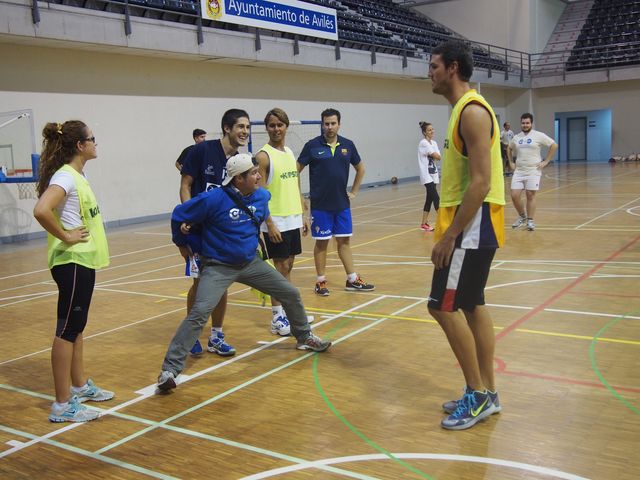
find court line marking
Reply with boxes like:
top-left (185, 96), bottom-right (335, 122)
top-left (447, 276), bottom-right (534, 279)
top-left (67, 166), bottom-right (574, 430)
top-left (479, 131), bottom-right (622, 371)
top-left (313, 299), bottom-right (436, 480)
top-left (0, 243), bottom-right (175, 281)
top-left (575, 196), bottom-right (640, 229)
top-left (499, 367), bottom-right (640, 394)
top-left (239, 453), bottom-right (590, 480)
top-left (495, 233), bottom-right (640, 340)
top-left (0, 307), bottom-right (185, 367)
top-left (0, 278), bottom-right (632, 472)
top-left (1, 280), bottom-right (619, 365)
top-left (0, 253), bottom-right (180, 295)
top-left (0, 424), bottom-right (179, 480)
top-left (0, 381), bottom-right (380, 480)
top-left (0, 297), bottom-right (386, 459)
top-left (97, 298), bottom-right (388, 454)
top-left (590, 310), bottom-right (640, 414)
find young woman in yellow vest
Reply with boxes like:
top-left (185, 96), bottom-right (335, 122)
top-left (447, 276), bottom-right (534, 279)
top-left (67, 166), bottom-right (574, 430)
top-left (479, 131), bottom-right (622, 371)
top-left (33, 120), bottom-right (114, 423)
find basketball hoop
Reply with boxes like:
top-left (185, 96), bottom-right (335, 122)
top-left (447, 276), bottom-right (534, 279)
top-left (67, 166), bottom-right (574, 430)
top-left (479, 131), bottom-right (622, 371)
top-left (17, 182), bottom-right (37, 200)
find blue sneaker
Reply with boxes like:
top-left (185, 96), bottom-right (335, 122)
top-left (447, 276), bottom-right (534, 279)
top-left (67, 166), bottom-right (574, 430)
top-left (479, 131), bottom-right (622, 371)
top-left (441, 390), bottom-right (496, 430)
top-left (271, 315), bottom-right (291, 336)
top-left (190, 339), bottom-right (204, 356)
top-left (443, 387), bottom-right (501, 415)
top-left (207, 331), bottom-right (236, 357)
top-left (49, 396), bottom-right (99, 423)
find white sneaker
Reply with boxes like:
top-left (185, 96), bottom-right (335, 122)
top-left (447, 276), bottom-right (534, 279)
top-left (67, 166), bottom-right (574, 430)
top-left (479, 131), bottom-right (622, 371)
top-left (512, 216), bottom-right (526, 229)
top-left (49, 396), bottom-right (99, 423)
top-left (72, 378), bottom-right (114, 403)
top-left (527, 219), bottom-right (535, 231)
top-left (271, 315), bottom-right (291, 336)
top-left (157, 371), bottom-right (177, 392)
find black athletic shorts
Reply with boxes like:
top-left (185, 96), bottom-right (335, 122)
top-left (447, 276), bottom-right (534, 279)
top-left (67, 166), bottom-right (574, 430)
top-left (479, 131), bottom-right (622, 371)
top-left (51, 263), bottom-right (96, 342)
top-left (428, 248), bottom-right (496, 312)
top-left (262, 228), bottom-right (302, 260)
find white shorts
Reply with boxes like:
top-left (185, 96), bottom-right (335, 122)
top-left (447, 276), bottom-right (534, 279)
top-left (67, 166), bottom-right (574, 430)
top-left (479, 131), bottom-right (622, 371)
top-left (185, 254), bottom-right (201, 278)
top-left (511, 172), bottom-right (541, 191)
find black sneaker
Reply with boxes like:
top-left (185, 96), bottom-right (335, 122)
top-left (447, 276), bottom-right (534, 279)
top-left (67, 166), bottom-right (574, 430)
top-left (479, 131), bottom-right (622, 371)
top-left (315, 280), bottom-right (330, 296)
top-left (345, 275), bottom-right (375, 291)
top-left (296, 333), bottom-right (332, 352)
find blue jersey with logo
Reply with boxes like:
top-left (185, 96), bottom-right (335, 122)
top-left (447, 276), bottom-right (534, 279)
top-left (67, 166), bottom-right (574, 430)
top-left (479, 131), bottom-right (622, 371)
top-left (298, 134), bottom-right (361, 211)
top-left (181, 139), bottom-right (231, 198)
top-left (171, 187), bottom-right (271, 264)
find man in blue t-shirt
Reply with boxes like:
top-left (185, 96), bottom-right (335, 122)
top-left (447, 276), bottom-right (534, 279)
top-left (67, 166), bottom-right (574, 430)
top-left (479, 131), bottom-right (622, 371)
top-left (297, 108), bottom-right (374, 296)
top-left (157, 154), bottom-right (331, 392)
top-left (179, 109), bottom-right (250, 357)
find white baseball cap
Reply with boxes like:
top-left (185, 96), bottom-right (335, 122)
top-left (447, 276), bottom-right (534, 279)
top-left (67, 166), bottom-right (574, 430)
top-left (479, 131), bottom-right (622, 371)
top-left (222, 153), bottom-right (256, 186)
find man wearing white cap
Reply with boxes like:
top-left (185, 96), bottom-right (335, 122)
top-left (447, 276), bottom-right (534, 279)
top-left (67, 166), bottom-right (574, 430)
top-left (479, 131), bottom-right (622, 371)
top-left (157, 154), bottom-right (331, 392)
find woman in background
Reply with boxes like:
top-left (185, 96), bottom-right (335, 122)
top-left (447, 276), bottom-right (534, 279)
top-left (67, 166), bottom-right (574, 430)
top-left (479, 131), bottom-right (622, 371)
top-left (34, 120), bottom-right (114, 423)
top-left (417, 121), bottom-right (441, 231)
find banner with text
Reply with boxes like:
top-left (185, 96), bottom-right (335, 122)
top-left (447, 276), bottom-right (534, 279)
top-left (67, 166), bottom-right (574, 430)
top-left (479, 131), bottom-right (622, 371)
top-left (201, 0), bottom-right (338, 41)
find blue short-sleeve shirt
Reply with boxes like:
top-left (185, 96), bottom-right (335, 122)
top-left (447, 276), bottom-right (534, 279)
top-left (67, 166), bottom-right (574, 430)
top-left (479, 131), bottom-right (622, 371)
top-left (298, 134), bottom-right (361, 211)
top-left (181, 139), bottom-right (229, 198)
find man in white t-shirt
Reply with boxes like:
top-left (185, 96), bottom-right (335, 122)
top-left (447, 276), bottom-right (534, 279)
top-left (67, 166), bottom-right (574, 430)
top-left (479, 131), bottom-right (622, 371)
top-left (507, 113), bottom-right (558, 231)
top-left (500, 122), bottom-right (514, 176)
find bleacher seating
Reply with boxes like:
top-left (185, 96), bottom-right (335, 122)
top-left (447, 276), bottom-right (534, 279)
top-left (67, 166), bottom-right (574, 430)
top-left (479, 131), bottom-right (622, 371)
top-left (47, 0), bottom-right (508, 71)
top-left (566, 0), bottom-right (640, 71)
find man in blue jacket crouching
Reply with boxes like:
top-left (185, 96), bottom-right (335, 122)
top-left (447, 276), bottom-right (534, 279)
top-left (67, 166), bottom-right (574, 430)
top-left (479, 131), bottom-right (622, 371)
top-left (157, 153), bottom-right (331, 392)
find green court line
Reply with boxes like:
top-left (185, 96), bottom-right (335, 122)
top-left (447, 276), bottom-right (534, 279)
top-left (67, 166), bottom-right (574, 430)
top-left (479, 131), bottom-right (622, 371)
top-left (0, 424), bottom-right (179, 480)
top-left (95, 310), bottom-right (385, 456)
top-left (589, 309), bottom-right (640, 416)
top-left (313, 317), bottom-right (435, 480)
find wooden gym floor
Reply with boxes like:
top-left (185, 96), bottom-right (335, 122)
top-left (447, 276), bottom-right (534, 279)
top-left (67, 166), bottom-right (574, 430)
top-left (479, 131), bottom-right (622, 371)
top-left (0, 162), bottom-right (638, 480)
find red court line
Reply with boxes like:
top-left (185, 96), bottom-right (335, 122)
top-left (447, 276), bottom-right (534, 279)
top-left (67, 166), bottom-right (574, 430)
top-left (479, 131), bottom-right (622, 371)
top-left (494, 356), bottom-right (640, 393)
top-left (500, 369), bottom-right (640, 394)
top-left (495, 234), bottom-right (640, 341)
top-left (569, 291), bottom-right (640, 299)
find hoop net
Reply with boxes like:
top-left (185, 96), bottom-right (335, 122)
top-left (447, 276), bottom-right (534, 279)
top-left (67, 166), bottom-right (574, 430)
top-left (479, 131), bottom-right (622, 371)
top-left (17, 182), bottom-right (37, 200)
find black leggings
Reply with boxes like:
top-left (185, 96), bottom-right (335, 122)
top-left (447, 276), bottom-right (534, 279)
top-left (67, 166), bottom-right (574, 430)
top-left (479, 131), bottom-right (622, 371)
top-left (423, 182), bottom-right (440, 213)
top-left (51, 263), bottom-right (96, 342)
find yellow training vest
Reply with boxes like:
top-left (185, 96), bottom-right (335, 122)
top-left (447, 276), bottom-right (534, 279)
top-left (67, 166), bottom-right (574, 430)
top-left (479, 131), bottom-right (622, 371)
top-left (260, 144), bottom-right (303, 217)
top-left (47, 165), bottom-right (110, 270)
top-left (440, 89), bottom-right (505, 207)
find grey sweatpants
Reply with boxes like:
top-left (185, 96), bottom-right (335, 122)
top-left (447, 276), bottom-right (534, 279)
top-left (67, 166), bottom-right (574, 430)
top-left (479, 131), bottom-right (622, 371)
top-left (162, 256), bottom-right (311, 375)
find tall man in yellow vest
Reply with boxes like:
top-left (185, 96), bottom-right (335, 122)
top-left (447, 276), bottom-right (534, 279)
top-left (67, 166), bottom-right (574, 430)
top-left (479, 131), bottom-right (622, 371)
top-left (427, 40), bottom-right (505, 430)
top-left (255, 108), bottom-right (310, 336)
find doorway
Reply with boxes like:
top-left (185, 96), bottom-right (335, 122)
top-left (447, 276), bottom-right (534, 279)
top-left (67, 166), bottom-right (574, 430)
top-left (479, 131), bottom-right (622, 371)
top-left (567, 117), bottom-right (587, 161)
